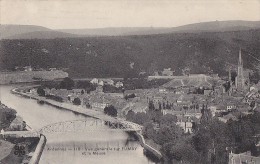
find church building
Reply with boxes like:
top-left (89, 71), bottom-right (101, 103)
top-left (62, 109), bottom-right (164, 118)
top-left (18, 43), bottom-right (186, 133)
top-left (228, 49), bottom-right (249, 94)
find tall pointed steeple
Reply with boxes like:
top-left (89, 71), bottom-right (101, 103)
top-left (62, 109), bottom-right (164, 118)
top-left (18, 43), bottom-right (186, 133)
top-left (235, 48), bottom-right (245, 90)
top-left (238, 48), bottom-right (243, 66)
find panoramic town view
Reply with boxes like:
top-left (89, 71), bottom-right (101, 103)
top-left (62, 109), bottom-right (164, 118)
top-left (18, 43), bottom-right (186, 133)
top-left (1, 0), bottom-right (260, 164)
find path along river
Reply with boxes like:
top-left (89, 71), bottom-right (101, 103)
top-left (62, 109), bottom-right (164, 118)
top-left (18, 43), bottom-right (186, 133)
top-left (0, 85), bottom-right (155, 164)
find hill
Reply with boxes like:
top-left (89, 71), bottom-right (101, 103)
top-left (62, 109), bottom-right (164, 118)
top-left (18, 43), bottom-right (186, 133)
top-left (2, 20), bottom-right (260, 39)
top-left (0, 25), bottom-right (80, 39)
top-left (167, 20), bottom-right (260, 33)
top-left (6, 31), bottom-right (80, 40)
top-left (58, 27), bottom-right (168, 36)
top-left (58, 20), bottom-right (260, 36)
top-left (0, 25), bottom-right (51, 39)
top-left (1, 29), bottom-right (260, 78)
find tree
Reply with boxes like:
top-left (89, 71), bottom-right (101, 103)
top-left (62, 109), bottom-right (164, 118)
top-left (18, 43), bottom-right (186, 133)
top-left (171, 141), bottom-right (200, 164)
top-left (147, 109), bottom-right (163, 123)
top-left (148, 101), bottom-right (155, 110)
top-left (124, 93), bottom-right (136, 100)
top-left (86, 103), bottom-right (91, 108)
top-left (37, 87), bottom-right (45, 96)
top-left (142, 121), bottom-right (156, 139)
top-left (126, 110), bottom-right (135, 122)
top-left (60, 77), bottom-right (74, 90)
top-left (159, 114), bottom-right (177, 127)
top-left (249, 71), bottom-right (260, 84)
top-left (104, 105), bottom-right (117, 117)
top-left (133, 112), bottom-right (150, 125)
top-left (231, 71), bottom-right (237, 83)
top-left (159, 102), bottom-right (162, 110)
top-left (81, 90), bottom-right (85, 95)
top-left (155, 124), bottom-right (182, 145)
top-left (73, 97), bottom-right (81, 105)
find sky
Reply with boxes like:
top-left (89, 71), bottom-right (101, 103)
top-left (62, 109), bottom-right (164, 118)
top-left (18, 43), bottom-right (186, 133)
top-left (1, 0), bottom-right (260, 29)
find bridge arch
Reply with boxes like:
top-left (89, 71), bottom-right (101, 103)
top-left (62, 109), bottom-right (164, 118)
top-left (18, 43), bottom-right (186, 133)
top-left (38, 119), bottom-right (142, 134)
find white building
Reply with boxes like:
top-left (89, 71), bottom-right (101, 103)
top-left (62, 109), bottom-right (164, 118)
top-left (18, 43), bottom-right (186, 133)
top-left (90, 78), bottom-right (99, 84)
top-left (115, 81), bottom-right (124, 88)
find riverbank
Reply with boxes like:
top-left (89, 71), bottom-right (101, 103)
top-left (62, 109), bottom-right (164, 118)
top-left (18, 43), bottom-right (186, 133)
top-left (135, 132), bottom-right (163, 160)
top-left (12, 85), bottom-right (163, 162)
top-left (0, 101), bottom-right (40, 164)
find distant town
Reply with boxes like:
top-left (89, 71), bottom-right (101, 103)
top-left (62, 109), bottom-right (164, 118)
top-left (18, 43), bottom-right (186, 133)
top-left (0, 48), bottom-right (257, 163)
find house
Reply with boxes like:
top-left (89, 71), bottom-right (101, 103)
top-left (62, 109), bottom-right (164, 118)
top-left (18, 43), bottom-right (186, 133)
top-left (124, 89), bottom-right (145, 97)
top-left (90, 78), bottom-right (99, 84)
top-left (43, 88), bottom-right (51, 95)
top-left (139, 71), bottom-right (147, 77)
top-left (226, 103), bottom-right (237, 111)
top-left (89, 96), bottom-right (110, 110)
top-left (103, 79), bottom-right (114, 86)
top-left (105, 93), bottom-right (124, 98)
top-left (162, 68), bottom-right (174, 76)
top-left (24, 66), bottom-right (32, 72)
top-left (208, 104), bottom-right (226, 116)
top-left (176, 94), bottom-right (192, 107)
top-left (95, 86), bottom-right (103, 93)
top-left (229, 151), bottom-right (260, 164)
top-left (185, 110), bottom-right (202, 119)
top-left (98, 80), bottom-right (104, 86)
top-left (71, 89), bottom-right (85, 95)
top-left (204, 89), bottom-right (212, 96)
top-left (218, 113), bottom-right (238, 123)
top-left (49, 68), bottom-right (57, 71)
top-left (159, 87), bottom-right (167, 93)
top-left (92, 101), bottom-right (110, 109)
top-left (115, 81), bottom-right (124, 88)
top-left (153, 96), bottom-right (163, 103)
top-left (176, 115), bottom-right (194, 133)
top-left (29, 88), bottom-right (37, 94)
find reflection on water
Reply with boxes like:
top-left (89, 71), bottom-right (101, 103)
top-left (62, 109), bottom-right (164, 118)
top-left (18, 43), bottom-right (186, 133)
top-left (41, 132), bottom-right (148, 164)
top-left (0, 85), bottom-right (154, 164)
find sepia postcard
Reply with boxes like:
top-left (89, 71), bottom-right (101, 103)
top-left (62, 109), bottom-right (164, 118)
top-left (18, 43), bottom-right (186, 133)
top-left (0, 0), bottom-right (260, 163)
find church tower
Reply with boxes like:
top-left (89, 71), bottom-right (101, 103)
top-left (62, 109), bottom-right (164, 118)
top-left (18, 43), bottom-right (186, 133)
top-left (235, 48), bottom-right (245, 90)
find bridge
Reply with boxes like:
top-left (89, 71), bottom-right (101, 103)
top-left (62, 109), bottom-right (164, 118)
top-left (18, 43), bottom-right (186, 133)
top-left (39, 119), bottom-right (142, 134)
top-left (1, 118), bottom-right (143, 138)
top-left (1, 130), bottom-right (40, 138)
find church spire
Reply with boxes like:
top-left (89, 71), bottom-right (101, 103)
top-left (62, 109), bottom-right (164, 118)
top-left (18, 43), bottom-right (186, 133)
top-left (235, 48), bottom-right (245, 90)
top-left (238, 48), bottom-right (243, 66)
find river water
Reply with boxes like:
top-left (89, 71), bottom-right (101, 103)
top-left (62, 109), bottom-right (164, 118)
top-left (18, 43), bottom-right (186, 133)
top-left (0, 85), bottom-right (154, 164)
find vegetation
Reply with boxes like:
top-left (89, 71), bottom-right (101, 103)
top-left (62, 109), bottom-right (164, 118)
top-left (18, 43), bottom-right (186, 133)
top-left (104, 105), bottom-right (117, 117)
top-left (76, 80), bottom-right (96, 93)
top-left (0, 102), bottom-right (17, 130)
top-left (124, 93), bottom-right (136, 100)
top-left (60, 77), bottom-right (75, 90)
top-left (45, 94), bottom-right (63, 102)
top-left (37, 87), bottom-right (45, 96)
top-left (126, 101), bottom-right (260, 164)
top-left (1, 29), bottom-right (260, 78)
top-left (103, 84), bottom-right (123, 93)
top-left (72, 97), bottom-right (81, 105)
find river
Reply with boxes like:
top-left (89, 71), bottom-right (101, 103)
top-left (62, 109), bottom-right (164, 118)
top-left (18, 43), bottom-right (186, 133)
top-left (0, 85), bottom-right (155, 164)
